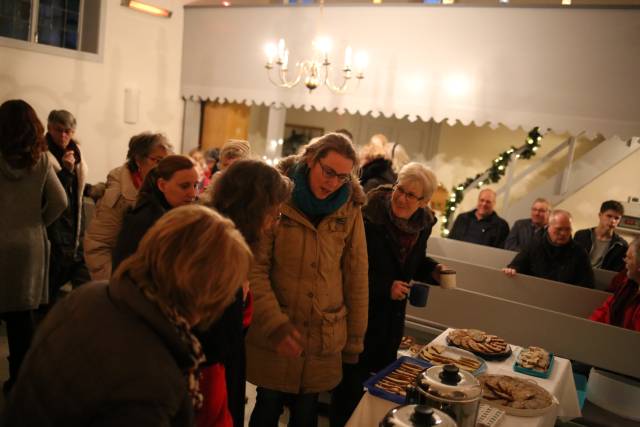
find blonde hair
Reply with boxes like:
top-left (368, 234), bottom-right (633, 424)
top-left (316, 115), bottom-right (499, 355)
top-left (370, 133), bottom-right (389, 148)
top-left (359, 142), bottom-right (388, 166)
top-left (397, 162), bottom-right (437, 202)
top-left (113, 205), bottom-right (252, 327)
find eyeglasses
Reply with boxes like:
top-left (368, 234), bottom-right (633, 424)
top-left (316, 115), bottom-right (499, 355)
top-left (393, 184), bottom-right (424, 202)
top-left (531, 208), bottom-right (549, 213)
top-left (147, 155), bottom-right (164, 164)
top-left (318, 160), bottom-right (351, 184)
top-left (52, 125), bottom-right (74, 135)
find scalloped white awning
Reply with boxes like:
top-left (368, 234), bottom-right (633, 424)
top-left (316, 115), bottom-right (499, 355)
top-left (182, 5), bottom-right (640, 139)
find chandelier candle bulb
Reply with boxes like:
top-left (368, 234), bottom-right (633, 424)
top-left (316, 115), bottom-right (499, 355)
top-left (278, 39), bottom-right (286, 62)
top-left (265, 43), bottom-right (277, 67)
top-left (282, 49), bottom-right (289, 70)
top-left (344, 46), bottom-right (352, 70)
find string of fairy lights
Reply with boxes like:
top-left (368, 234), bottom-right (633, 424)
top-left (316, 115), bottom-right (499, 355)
top-left (440, 127), bottom-right (543, 237)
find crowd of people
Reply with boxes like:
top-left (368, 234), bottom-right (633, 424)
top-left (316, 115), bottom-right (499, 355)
top-left (1, 98), bottom-right (638, 426)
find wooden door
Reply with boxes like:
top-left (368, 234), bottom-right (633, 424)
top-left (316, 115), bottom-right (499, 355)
top-left (200, 101), bottom-right (250, 150)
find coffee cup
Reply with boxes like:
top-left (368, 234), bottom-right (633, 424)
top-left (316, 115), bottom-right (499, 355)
top-left (409, 281), bottom-right (430, 307)
top-left (439, 269), bottom-right (456, 289)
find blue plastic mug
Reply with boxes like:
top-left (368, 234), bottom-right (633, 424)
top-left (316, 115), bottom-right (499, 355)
top-left (409, 281), bottom-right (430, 307)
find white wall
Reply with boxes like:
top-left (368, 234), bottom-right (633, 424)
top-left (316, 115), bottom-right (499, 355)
top-left (0, 0), bottom-right (185, 183)
top-left (182, 6), bottom-right (640, 139)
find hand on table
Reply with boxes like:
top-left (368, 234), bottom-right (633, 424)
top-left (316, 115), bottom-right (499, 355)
top-left (276, 328), bottom-right (303, 358)
top-left (502, 267), bottom-right (517, 277)
top-left (391, 280), bottom-right (410, 301)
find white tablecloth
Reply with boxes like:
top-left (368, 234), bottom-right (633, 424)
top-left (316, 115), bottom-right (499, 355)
top-left (346, 328), bottom-right (581, 427)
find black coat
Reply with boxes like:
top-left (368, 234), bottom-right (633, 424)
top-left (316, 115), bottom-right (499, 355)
top-left (360, 157), bottom-right (397, 193)
top-left (111, 183), bottom-right (246, 426)
top-left (112, 187), bottom-right (170, 271)
top-left (449, 209), bottom-right (510, 248)
top-left (359, 187), bottom-right (439, 372)
top-left (573, 228), bottom-right (628, 272)
top-left (508, 233), bottom-right (595, 288)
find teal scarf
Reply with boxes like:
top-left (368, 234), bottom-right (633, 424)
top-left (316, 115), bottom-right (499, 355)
top-left (290, 162), bottom-right (350, 217)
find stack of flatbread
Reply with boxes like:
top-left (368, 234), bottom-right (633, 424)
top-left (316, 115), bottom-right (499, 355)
top-left (418, 343), bottom-right (482, 373)
top-left (478, 374), bottom-right (553, 411)
top-left (448, 329), bottom-right (509, 356)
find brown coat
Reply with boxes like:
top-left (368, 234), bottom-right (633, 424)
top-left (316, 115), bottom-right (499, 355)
top-left (246, 160), bottom-right (369, 394)
top-left (84, 164), bottom-right (138, 280)
top-left (3, 278), bottom-right (195, 427)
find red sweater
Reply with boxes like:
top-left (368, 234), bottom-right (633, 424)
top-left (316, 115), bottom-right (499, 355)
top-left (590, 278), bottom-right (640, 332)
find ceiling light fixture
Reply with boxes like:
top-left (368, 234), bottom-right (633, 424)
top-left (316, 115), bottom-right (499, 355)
top-left (121, 0), bottom-right (172, 18)
top-left (561, 0), bottom-right (571, 4)
top-left (263, 1), bottom-right (367, 94)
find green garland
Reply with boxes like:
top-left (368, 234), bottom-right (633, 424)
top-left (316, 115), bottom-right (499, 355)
top-left (440, 127), bottom-right (543, 237)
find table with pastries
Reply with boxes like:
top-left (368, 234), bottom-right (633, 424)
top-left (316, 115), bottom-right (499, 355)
top-left (345, 328), bottom-right (582, 427)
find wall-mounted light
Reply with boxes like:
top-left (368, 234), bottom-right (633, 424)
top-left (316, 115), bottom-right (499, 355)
top-left (121, 0), bottom-right (172, 18)
top-left (561, 0), bottom-right (571, 4)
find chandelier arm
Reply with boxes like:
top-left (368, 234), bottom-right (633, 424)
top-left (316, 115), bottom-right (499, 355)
top-left (322, 64), bottom-right (352, 94)
top-left (266, 65), bottom-right (302, 89)
top-left (280, 64), bottom-right (303, 88)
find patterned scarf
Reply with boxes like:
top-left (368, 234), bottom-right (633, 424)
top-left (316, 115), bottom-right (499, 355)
top-left (140, 287), bottom-right (206, 409)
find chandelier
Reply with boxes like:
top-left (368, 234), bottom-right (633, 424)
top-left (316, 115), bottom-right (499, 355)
top-left (264, 37), bottom-right (367, 94)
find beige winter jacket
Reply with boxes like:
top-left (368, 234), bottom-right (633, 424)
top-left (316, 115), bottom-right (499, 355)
top-left (84, 164), bottom-right (138, 280)
top-left (246, 160), bottom-right (369, 394)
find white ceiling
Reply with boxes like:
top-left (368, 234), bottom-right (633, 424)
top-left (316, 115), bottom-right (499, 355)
top-left (186, 0), bottom-right (640, 7)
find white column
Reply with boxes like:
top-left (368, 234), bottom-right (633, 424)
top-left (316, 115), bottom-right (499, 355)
top-left (181, 97), bottom-right (201, 154)
top-left (264, 104), bottom-right (286, 165)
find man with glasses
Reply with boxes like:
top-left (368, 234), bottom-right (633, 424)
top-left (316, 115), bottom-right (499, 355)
top-left (503, 210), bottom-right (594, 288)
top-left (504, 198), bottom-right (551, 251)
top-left (246, 133), bottom-right (368, 427)
top-left (449, 188), bottom-right (510, 248)
top-left (43, 110), bottom-right (91, 307)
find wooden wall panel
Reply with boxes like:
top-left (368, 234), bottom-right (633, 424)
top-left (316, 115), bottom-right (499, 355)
top-left (200, 102), bottom-right (250, 150)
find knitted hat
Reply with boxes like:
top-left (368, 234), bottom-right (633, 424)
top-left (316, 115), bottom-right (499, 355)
top-left (220, 139), bottom-right (251, 160)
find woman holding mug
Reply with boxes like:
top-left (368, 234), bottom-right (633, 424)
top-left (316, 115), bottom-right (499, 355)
top-left (331, 162), bottom-right (447, 427)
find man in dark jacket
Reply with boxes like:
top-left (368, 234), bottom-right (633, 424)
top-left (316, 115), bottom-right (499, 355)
top-left (449, 188), bottom-right (510, 248)
top-left (574, 200), bottom-right (628, 272)
top-left (503, 209), bottom-right (595, 288)
top-left (45, 110), bottom-right (91, 304)
top-left (504, 198), bottom-right (550, 251)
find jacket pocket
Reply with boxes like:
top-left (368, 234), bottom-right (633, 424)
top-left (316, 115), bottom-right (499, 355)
top-left (320, 305), bottom-right (348, 355)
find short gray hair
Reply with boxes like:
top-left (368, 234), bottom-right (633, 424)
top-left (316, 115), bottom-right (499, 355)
top-left (397, 162), bottom-right (437, 201)
top-left (48, 110), bottom-right (76, 129)
top-left (548, 209), bottom-right (572, 225)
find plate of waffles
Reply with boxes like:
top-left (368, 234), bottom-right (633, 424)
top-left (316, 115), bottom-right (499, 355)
top-left (446, 329), bottom-right (512, 361)
top-left (417, 343), bottom-right (487, 376)
top-left (478, 374), bottom-right (555, 417)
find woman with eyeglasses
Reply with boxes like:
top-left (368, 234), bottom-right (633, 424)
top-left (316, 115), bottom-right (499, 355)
top-left (330, 162), bottom-right (448, 427)
top-left (246, 133), bottom-right (369, 427)
top-left (84, 132), bottom-right (171, 280)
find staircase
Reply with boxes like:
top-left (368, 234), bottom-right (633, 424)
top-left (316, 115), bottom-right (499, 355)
top-left (498, 135), bottom-right (640, 224)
